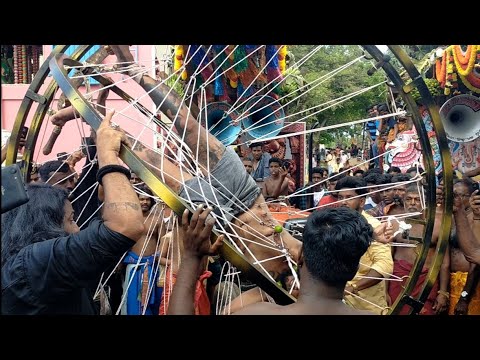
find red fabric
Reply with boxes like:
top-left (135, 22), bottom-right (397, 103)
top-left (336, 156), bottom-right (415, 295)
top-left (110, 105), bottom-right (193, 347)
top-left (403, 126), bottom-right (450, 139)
top-left (317, 195), bottom-right (339, 209)
top-left (194, 271), bottom-right (212, 315)
top-left (159, 268), bottom-right (212, 315)
top-left (388, 259), bottom-right (439, 315)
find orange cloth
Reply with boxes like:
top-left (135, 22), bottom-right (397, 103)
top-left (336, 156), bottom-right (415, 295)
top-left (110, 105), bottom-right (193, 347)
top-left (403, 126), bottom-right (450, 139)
top-left (448, 271), bottom-right (480, 315)
top-left (268, 205), bottom-right (309, 226)
top-left (159, 268), bottom-right (212, 315)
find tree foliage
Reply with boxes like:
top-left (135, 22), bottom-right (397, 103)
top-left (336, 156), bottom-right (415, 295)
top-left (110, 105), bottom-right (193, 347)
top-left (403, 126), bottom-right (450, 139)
top-left (402, 45), bottom-right (440, 60)
top-left (282, 45), bottom-right (387, 147)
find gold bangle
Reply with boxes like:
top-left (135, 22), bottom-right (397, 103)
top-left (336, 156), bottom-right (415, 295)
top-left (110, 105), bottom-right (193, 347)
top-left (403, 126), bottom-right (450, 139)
top-left (437, 290), bottom-right (450, 298)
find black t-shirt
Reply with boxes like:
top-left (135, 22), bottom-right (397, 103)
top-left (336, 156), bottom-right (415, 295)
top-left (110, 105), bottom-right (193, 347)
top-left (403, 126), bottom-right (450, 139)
top-left (71, 142), bottom-right (99, 227)
top-left (1, 219), bottom-right (135, 315)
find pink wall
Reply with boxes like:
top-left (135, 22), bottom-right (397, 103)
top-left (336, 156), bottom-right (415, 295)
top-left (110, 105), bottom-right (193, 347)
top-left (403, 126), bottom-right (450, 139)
top-left (1, 45), bottom-right (157, 170)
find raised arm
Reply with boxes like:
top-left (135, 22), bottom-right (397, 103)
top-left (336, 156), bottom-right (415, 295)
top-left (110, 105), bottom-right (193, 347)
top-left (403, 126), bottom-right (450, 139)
top-left (97, 111), bottom-right (144, 240)
top-left (18, 112), bottom-right (146, 303)
top-left (454, 192), bottom-right (480, 265)
top-left (271, 167), bottom-right (290, 199)
top-left (167, 205), bottom-right (223, 315)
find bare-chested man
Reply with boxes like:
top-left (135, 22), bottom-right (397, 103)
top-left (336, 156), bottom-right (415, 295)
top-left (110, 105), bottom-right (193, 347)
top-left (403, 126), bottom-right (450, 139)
top-left (262, 157), bottom-right (290, 202)
top-left (168, 206), bottom-right (374, 315)
top-left (387, 174), bottom-right (412, 216)
top-left (388, 183), bottom-right (450, 315)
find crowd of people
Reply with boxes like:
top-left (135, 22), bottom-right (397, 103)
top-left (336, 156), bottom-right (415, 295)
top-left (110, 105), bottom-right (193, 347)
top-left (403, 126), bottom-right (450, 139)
top-left (2, 44), bottom-right (479, 316)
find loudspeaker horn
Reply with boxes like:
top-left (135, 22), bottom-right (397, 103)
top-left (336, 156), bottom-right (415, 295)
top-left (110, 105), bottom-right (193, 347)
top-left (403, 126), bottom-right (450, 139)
top-left (197, 102), bottom-right (242, 145)
top-left (241, 95), bottom-right (285, 140)
top-left (439, 94), bottom-right (480, 143)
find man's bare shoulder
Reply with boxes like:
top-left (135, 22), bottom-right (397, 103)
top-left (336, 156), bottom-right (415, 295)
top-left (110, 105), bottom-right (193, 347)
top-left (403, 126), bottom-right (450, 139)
top-left (231, 302), bottom-right (374, 315)
top-left (231, 302), bottom-right (285, 315)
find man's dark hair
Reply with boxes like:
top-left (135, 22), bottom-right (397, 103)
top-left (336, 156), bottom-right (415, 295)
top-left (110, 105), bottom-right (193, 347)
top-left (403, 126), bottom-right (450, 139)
top-left (248, 142), bottom-right (263, 149)
top-left (136, 184), bottom-right (155, 210)
top-left (387, 166), bottom-right (401, 174)
top-left (363, 172), bottom-right (380, 185)
top-left (391, 174), bottom-right (411, 183)
top-left (378, 103), bottom-right (388, 113)
top-left (137, 184), bottom-right (154, 197)
top-left (364, 168), bottom-right (383, 176)
top-left (329, 172), bottom-right (346, 183)
top-left (269, 157), bottom-right (282, 166)
top-left (1, 183), bottom-right (69, 263)
top-left (302, 207), bottom-right (372, 286)
top-left (39, 160), bottom-right (70, 183)
top-left (376, 174), bottom-right (392, 185)
top-left (406, 166), bottom-right (424, 175)
top-left (353, 169), bottom-right (365, 177)
top-left (312, 167), bottom-right (325, 176)
top-left (335, 176), bottom-right (368, 196)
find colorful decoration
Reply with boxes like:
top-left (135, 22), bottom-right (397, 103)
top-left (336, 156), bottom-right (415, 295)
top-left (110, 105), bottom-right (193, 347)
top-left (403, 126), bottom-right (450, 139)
top-left (385, 129), bottom-right (422, 173)
top-left (265, 45), bottom-right (282, 84)
top-left (171, 45), bottom-right (289, 107)
top-left (421, 106), bottom-right (443, 176)
top-left (459, 68), bottom-right (480, 94)
top-left (449, 137), bottom-right (480, 174)
top-left (435, 48), bottom-right (447, 86)
top-left (452, 45), bottom-right (477, 77)
top-left (173, 45), bottom-right (187, 80)
top-left (435, 45), bottom-right (480, 94)
top-left (3, 45), bottom-right (42, 84)
top-left (420, 105), bottom-right (480, 176)
top-left (278, 45), bottom-right (287, 74)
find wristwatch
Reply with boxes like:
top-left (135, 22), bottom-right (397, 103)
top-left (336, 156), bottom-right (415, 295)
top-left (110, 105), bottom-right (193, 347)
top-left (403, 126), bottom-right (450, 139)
top-left (461, 290), bottom-right (469, 299)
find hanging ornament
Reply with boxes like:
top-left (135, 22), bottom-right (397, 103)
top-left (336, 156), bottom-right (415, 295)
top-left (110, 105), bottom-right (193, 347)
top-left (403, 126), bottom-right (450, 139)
top-left (174, 45), bottom-right (184, 72)
top-left (278, 45), bottom-right (287, 74)
top-left (452, 45), bottom-right (477, 77)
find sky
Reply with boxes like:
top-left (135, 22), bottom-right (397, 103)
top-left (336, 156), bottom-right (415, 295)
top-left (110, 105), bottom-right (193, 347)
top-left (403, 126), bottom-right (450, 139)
top-left (376, 45), bottom-right (388, 53)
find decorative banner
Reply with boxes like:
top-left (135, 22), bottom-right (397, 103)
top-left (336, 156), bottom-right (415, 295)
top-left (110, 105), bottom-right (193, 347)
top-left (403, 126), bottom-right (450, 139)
top-left (449, 137), bottom-right (480, 174)
top-left (421, 105), bottom-right (480, 176)
top-left (421, 107), bottom-right (443, 176)
top-left (385, 128), bottom-right (422, 173)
